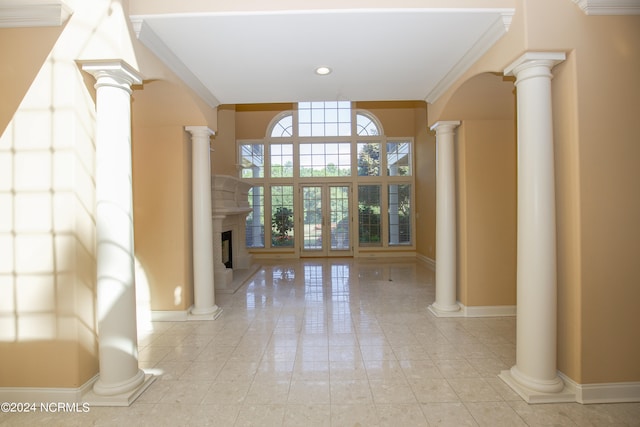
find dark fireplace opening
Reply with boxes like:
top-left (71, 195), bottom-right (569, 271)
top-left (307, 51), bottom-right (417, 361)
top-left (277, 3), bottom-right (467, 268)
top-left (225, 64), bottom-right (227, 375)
top-left (221, 230), bottom-right (233, 269)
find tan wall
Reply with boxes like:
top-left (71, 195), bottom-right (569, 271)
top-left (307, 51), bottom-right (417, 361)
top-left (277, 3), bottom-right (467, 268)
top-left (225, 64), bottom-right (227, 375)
top-left (0, 1), bottom-right (117, 387)
top-left (130, 77), bottom-right (219, 313)
top-left (571, 16), bottom-right (640, 384)
top-left (235, 103), bottom-right (295, 140)
top-left (456, 120), bottom-right (516, 307)
top-left (213, 105), bottom-right (239, 176)
top-left (524, 0), bottom-right (640, 384)
top-left (437, 72), bottom-right (516, 308)
top-left (132, 126), bottom-right (194, 311)
top-left (431, 0), bottom-right (640, 385)
top-left (413, 104), bottom-right (436, 260)
top-left (0, 26), bottom-right (63, 135)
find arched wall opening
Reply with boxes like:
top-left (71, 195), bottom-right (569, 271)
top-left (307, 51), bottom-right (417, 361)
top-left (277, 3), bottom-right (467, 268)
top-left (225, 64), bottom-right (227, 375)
top-left (436, 72), bottom-right (517, 310)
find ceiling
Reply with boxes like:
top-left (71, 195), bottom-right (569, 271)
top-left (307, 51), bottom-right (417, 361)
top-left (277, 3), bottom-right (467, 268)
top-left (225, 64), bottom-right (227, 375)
top-left (130, 8), bottom-right (514, 107)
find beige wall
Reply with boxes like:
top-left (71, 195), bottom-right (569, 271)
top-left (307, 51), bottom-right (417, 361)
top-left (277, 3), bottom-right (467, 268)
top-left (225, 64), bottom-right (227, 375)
top-left (413, 104), bottom-right (436, 260)
top-left (436, 72), bottom-right (517, 309)
top-left (0, 0), bottom-right (129, 388)
top-left (571, 16), bottom-right (640, 384)
top-left (213, 105), bottom-right (240, 177)
top-left (132, 126), bottom-right (194, 311)
top-left (524, 0), bottom-right (640, 384)
top-left (430, 0), bottom-right (640, 385)
top-left (0, 26), bottom-right (63, 135)
top-left (130, 76), bottom-right (219, 313)
top-left (456, 120), bottom-right (516, 307)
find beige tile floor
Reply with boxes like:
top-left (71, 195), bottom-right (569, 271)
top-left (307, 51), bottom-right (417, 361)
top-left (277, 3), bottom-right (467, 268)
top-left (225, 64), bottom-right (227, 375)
top-left (3, 258), bottom-right (639, 426)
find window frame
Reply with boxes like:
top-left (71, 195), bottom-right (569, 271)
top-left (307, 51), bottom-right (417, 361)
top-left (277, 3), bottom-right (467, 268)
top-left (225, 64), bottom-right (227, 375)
top-left (240, 103), bottom-right (415, 254)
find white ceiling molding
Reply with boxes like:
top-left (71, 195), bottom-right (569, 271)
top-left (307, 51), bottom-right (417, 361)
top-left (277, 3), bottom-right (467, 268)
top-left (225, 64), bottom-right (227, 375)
top-left (0, 0), bottom-right (72, 28)
top-left (130, 9), bottom-right (515, 105)
top-left (130, 17), bottom-right (220, 108)
top-left (426, 10), bottom-right (514, 104)
top-left (572, 0), bottom-right (640, 15)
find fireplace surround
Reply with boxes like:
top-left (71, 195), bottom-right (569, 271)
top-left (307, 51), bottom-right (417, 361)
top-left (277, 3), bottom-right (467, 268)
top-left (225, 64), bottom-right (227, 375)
top-left (210, 175), bottom-right (255, 292)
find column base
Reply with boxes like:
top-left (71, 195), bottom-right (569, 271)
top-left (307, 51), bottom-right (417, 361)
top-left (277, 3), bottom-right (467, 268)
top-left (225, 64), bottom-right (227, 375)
top-left (189, 304), bottom-right (223, 320)
top-left (499, 368), bottom-right (576, 404)
top-left (428, 302), bottom-right (464, 317)
top-left (84, 372), bottom-right (155, 407)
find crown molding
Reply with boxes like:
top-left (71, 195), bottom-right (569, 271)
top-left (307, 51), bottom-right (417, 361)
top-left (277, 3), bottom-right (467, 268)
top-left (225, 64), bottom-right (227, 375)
top-left (425, 9), bottom-right (515, 104)
top-left (0, 0), bottom-right (72, 28)
top-left (573, 0), bottom-right (640, 15)
top-left (130, 16), bottom-right (220, 109)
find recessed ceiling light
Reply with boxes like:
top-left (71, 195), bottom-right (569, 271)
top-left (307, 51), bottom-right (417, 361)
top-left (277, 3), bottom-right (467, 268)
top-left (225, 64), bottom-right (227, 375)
top-left (315, 66), bottom-right (332, 76)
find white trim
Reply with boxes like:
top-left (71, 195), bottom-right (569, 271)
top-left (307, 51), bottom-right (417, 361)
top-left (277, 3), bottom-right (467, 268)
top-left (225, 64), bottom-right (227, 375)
top-left (426, 10), bottom-right (514, 103)
top-left (151, 308), bottom-right (191, 322)
top-left (499, 370), bottom-right (577, 403)
top-left (559, 373), bottom-right (640, 403)
top-left (0, 374), bottom-right (97, 404)
top-left (357, 251), bottom-right (418, 260)
top-left (416, 254), bottom-right (435, 269)
top-left (0, 0), bottom-right (72, 28)
top-left (428, 302), bottom-right (516, 318)
top-left (130, 17), bottom-right (220, 108)
top-left (573, 0), bottom-right (640, 15)
top-left (152, 306), bottom-right (228, 321)
top-left (82, 374), bottom-right (156, 407)
top-left (460, 303), bottom-right (516, 317)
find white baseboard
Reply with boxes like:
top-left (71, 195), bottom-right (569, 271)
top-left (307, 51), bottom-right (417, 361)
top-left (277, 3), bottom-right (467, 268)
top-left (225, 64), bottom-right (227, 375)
top-left (560, 373), bottom-right (640, 403)
top-left (460, 303), bottom-right (516, 317)
top-left (0, 374), bottom-right (97, 404)
top-left (151, 305), bottom-right (225, 321)
top-left (416, 254), bottom-right (436, 269)
top-left (151, 308), bottom-right (191, 322)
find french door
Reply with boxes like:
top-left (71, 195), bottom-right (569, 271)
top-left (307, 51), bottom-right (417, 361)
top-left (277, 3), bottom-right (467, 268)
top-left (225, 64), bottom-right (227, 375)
top-left (299, 184), bottom-right (353, 257)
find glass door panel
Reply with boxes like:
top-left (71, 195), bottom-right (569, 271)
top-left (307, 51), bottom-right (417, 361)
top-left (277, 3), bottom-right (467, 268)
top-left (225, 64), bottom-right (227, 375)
top-left (302, 186), bottom-right (323, 251)
top-left (330, 186), bottom-right (350, 251)
top-left (301, 184), bottom-right (352, 257)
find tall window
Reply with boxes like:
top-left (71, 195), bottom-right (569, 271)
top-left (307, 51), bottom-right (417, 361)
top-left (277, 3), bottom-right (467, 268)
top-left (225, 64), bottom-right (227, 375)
top-left (240, 102), bottom-right (414, 251)
top-left (246, 186), bottom-right (264, 248)
top-left (358, 185), bottom-right (381, 245)
top-left (271, 185), bottom-right (294, 247)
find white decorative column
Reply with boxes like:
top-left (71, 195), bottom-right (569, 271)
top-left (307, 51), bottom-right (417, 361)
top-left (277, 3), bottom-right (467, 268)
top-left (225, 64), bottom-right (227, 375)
top-left (185, 126), bottom-right (222, 319)
top-left (428, 121), bottom-right (462, 316)
top-left (81, 60), bottom-right (154, 404)
top-left (499, 52), bottom-right (573, 403)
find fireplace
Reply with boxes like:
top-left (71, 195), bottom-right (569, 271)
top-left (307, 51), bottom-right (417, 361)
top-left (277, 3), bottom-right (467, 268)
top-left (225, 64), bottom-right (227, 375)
top-left (221, 230), bottom-right (232, 269)
top-left (210, 175), bottom-right (255, 293)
